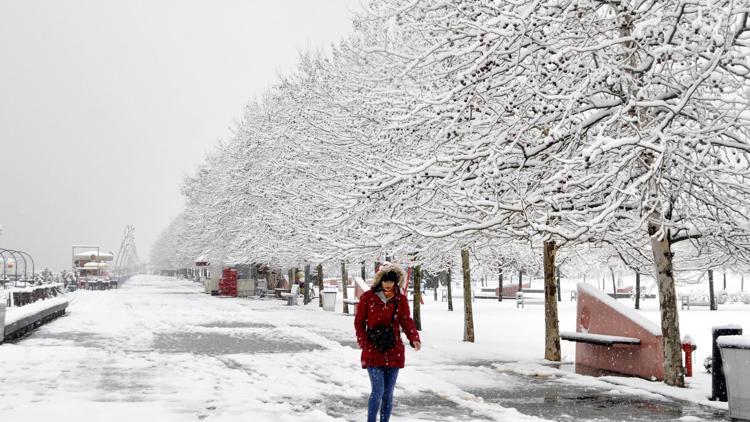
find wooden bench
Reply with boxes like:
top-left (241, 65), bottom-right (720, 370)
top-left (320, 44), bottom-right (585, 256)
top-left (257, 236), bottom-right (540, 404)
top-left (681, 296), bottom-right (713, 310)
top-left (274, 287), bottom-right (291, 299)
top-left (607, 292), bottom-right (633, 300)
top-left (258, 289), bottom-right (276, 298)
top-left (342, 298), bottom-right (359, 315)
top-left (474, 287), bottom-right (499, 300)
top-left (516, 289), bottom-right (544, 308)
top-left (560, 331), bottom-right (641, 346)
top-left (280, 285), bottom-right (300, 305)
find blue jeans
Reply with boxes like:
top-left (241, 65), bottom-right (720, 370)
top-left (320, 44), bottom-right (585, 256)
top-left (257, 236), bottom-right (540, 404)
top-left (367, 367), bottom-right (400, 422)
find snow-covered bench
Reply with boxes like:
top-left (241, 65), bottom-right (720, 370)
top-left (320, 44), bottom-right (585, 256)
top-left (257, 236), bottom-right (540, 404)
top-left (560, 331), bottom-right (641, 346)
top-left (342, 298), bottom-right (359, 315)
top-left (516, 289), bottom-right (544, 308)
top-left (680, 296), bottom-right (714, 310)
top-left (280, 285), bottom-right (300, 306)
top-left (607, 292), bottom-right (633, 300)
top-left (474, 287), bottom-right (499, 299)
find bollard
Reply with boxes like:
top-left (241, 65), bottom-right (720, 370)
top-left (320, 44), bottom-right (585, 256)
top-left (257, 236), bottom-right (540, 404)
top-left (681, 335), bottom-right (697, 377)
top-left (711, 325), bottom-right (743, 401)
top-left (0, 300), bottom-right (5, 344)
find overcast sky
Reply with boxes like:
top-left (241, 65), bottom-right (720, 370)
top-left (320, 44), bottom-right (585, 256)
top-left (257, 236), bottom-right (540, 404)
top-left (0, 0), bottom-right (361, 272)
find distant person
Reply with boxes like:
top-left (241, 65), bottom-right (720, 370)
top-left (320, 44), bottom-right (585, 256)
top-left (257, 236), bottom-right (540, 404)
top-left (355, 262), bottom-right (421, 422)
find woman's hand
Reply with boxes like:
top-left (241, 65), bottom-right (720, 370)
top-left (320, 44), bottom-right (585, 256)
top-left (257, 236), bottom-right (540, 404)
top-left (413, 341), bottom-right (421, 351)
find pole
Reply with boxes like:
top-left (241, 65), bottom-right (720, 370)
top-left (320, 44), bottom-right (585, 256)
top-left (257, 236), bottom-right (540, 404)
top-left (498, 265), bottom-right (503, 302)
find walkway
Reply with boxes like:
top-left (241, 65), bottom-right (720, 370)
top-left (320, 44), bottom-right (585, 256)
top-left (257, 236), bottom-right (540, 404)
top-left (0, 276), bottom-right (726, 421)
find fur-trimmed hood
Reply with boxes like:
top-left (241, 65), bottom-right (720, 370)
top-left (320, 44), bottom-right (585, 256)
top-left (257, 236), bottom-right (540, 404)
top-left (370, 262), bottom-right (406, 291)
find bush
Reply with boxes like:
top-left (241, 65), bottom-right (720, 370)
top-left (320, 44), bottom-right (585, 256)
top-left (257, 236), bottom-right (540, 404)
top-left (717, 290), bottom-right (729, 305)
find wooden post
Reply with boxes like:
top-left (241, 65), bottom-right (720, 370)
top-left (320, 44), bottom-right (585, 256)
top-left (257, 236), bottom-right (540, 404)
top-left (635, 272), bottom-right (641, 310)
top-left (447, 266), bottom-right (454, 311)
top-left (413, 265), bottom-right (422, 331)
top-left (317, 264), bottom-right (324, 307)
top-left (341, 261), bottom-right (349, 315)
top-left (544, 241), bottom-right (561, 361)
top-left (461, 249), bottom-right (474, 342)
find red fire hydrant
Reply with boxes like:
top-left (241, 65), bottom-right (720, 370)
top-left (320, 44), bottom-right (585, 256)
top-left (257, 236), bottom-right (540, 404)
top-left (682, 335), bottom-right (697, 377)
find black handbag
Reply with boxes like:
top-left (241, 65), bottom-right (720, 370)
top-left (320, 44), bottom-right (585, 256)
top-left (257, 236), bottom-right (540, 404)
top-left (366, 299), bottom-right (398, 352)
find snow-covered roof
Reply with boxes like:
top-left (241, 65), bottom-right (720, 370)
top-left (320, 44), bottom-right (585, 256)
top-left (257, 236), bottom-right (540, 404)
top-left (83, 262), bottom-right (109, 269)
top-left (578, 283), bottom-right (662, 336)
top-left (73, 250), bottom-right (114, 261)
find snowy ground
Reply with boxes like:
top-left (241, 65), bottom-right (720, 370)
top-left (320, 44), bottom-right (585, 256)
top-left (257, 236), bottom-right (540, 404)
top-left (0, 275), bottom-right (743, 421)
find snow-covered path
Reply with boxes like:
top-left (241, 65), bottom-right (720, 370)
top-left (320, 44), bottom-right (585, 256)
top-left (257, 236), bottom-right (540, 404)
top-left (0, 275), bottom-right (732, 421)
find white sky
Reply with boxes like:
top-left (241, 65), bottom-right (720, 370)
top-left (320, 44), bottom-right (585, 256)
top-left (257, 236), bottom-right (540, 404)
top-left (0, 0), bottom-right (361, 271)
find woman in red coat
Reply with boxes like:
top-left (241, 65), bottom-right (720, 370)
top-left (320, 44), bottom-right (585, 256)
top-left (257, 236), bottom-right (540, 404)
top-left (355, 262), bottom-right (421, 422)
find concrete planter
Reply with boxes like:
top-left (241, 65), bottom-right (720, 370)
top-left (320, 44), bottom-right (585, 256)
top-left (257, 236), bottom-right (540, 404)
top-left (719, 335), bottom-right (750, 421)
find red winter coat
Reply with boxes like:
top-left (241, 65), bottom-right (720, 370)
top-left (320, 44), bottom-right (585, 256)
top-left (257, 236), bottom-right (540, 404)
top-left (355, 290), bottom-right (420, 368)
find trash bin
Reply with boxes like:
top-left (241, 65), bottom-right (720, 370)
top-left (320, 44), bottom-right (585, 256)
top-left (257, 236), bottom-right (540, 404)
top-left (719, 335), bottom-right (750, 421)
top-left (711, 325), bottom-right (743, 401)
top-left (322, 290), bottom-right (337, 312)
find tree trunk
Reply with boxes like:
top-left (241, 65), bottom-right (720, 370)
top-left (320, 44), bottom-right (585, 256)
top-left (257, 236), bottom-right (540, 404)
top-left (317, 264), bottom-right (324, 307)
top-left (434, 285), bottom-right (438, 302)
top-left (742, 274), bottom-right (745, 292)
top-left (361, 261), bottom-right (366, 284)
top-left (709, 269), bottom-right (716, 311)
top-left (544, 241), bottom-right (561, 361)
top-left (611, 267), bottom-right (617, 295)
top-left (447, 267), bottom-right (454, 311)
top-left (341, 261), bottom-right (349, 315)
top-left (413, 265), bottom-right (422, 331)
top-left (556, 266), bottom-right (561, 302)
top-left (304, 264), bottom-right (311, 305)
top-left (518, 270), bottom-right (523, 291)
top-left (288, 269), bottom-right (294, 289)
top-left (648, 216), bottom-right (685, 387)
top-left (498, 265), bottom-right (503, 302)
top-left (635, 272), bottom-right (641, 310)
top-left (723, 271), bottom-right (727, 290)
top-left (461, 248), bottom-right (474, 342)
